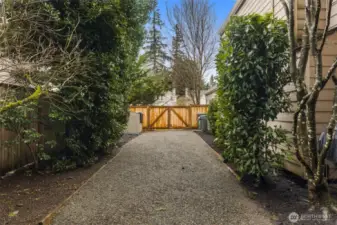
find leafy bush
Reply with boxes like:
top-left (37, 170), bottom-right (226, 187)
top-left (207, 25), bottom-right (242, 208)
top-left (47, 0), bottom-right (152, 168)
top-left (128, 63), bottom-right (171, 105)
top-left (0, 0), bottom-right (152, 171)
top-left (207, 98), bottom-right (218, 134)
top-left (0, 100), bottom-right (54, 168)
top-left (216, 14), bottom-right (290, 180)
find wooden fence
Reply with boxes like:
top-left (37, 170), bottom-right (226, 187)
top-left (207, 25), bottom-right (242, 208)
top-left (0, 105), bottom-right (65, 175)
top-left (129, 105), bottom-right (208, 129)
top-left (0, 127), bottom-right (36, 175)
top-left (0, 105), bottom-right (208, 174)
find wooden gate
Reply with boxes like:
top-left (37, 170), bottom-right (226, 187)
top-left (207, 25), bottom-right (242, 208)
top-left (129, 105), bottom-right (208, 129)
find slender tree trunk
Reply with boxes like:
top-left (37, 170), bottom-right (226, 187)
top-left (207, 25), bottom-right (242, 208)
top-left (307, 95), bottom-right (319, 170)
top-left (281, 0), bottom-right (337, 211)
top-left (308, 179), bottom-right (331, 209)
top-left (196, 89), bottom-right (200, 105)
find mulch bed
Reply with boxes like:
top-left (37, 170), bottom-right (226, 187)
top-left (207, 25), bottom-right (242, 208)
top-left (0, 134), bottom-right (138, 225)
top-left (195, 130), bottom-right (337, 225)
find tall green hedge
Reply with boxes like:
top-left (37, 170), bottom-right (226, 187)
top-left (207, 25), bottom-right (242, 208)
top-left (50, 0), bottom-right (152, 169)
top-left (0, 0), bottom-right (152, 171)
top-left (207, 98), bottom-right (218, 134)
top-left (216, 14), bottom-right (290, 179)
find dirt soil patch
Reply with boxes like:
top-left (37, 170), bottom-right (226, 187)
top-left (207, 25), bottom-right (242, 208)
top-left (0, 134), bottom-right (138, 225)
top-left (195, 130), bottom-right (337, 225)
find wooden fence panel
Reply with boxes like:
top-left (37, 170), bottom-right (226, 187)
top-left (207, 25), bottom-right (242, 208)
top-left (0, 105), bottom-right (208, 174)
top-left (129, 105), bottom-right (208, 129)
top-left (0, 128), bottom-right (34, 175)
top-left (149, 107), bottom-right (169, 129)
top-left (170, 107), bottom-right (190, 129)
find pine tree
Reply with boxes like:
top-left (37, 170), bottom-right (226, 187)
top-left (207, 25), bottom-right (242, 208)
top-left (144, 0), bottom-right (168, 73)
top-left (171, 24), bottom-right (185, 95)
top-left (172, 24), bottom-right (184, 62)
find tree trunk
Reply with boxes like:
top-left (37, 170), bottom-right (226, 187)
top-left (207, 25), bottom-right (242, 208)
top-left (196, 89), bottom-right (200, 105)
top-left (308, 179), bottom-right (331, 209)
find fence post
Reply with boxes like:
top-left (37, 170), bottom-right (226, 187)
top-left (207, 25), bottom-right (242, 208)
top-left (147, 106), bottom-right (151, 129)
top-left (189, 106), bottom-right (192, 128)
top-left (167, 107), bottom-right (171, 129)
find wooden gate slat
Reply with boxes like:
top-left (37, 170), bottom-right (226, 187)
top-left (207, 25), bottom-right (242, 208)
top-left (171, 108), bottom-right (189, 127)
top-left (147, 106), bottom-right (151, 129)
top-left (149, 108), bottom-right (168, 128)
top-left (167, 108), bottom-right (171, 129)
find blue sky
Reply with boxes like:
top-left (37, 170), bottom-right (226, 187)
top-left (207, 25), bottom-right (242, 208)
top-left (155, 0), bottom-right (236, 79)
top-left (157, 0), bottom-right (235, 39)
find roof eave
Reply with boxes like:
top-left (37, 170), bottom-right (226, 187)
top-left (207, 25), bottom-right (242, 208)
top-left (218, 0), bottom-right (247, 36)
top-left (205, 86), bottom-right (218, 96)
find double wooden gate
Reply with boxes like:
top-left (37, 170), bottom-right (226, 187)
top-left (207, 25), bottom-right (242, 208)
top-left (129, 105), bottom-right (208, 129)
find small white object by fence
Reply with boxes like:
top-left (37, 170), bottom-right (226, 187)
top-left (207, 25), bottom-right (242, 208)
top-left (125, 112), bottom-right (142, 134)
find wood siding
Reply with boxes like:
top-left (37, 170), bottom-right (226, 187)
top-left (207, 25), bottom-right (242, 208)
top-left (231, 0), bottom-right (336, 136)
top-left (297, 0), bottom-right (326, 37)
top-left (223, 0), bottom-right (337, 134)
top-left (268, 32), bottom-right (337, 137)
top-left (224, 0), bottom-right (337, 178)
top-left (228, 0), bottom-right (333, 37)
top-left (273, 0), bottom-right (287, 19)
top-left (236, 0), bottom-right (272, 16)
top-left (234, 0), bottom-right (286, 19)
top-left (330, 0), bottom-right (337, 30)
top-left (307, 33), bottom-right (337, 135)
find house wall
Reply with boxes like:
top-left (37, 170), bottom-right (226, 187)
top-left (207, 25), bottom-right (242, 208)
top-left (331, 0), bottom-right (337, 29)
top-left (222, 0), bottom-right (337, 177)
top-left (200, 92), bottom-right (207, 105)
top-left (154, 90), bottom-right (177, 106)
top-left (228, 0), bottom-right (337, 137)
top-left (226, 0), bottom-right (292, 136)
top-left (234, 0), bottom-right (286, 19)
top-left (297, 0), bottom-right (326, 37)
top-left (228, 0), bottom-right (331, 37)
top-left (154, 89), bottom-right (207, 106)
top-left (308, 32), bottom-right (337, 134)
top-left (269, 33), bottom-right (337, 138)
top-left (236, 0), bottom-right (272, 16)
top-left (206, 92), bottom-right (216, 104)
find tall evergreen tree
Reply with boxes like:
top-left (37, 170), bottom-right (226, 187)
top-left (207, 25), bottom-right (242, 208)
top-left (144, 0), bottom-right (168, 73)
top-left (171, 24), bottom-right (185, 95)
top-left (172, 24), bottom-right (184, 61)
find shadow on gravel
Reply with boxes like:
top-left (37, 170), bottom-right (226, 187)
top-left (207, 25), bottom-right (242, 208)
top-left (195, 130), bottom-right (337, 225)
top-left (0, 133), bottom-right (139, 225)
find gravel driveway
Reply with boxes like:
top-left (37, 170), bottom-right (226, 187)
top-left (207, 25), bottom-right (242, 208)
top-left (51, 131), bottom-right (273, 225)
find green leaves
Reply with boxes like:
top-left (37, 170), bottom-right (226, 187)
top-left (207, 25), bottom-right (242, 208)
top-left (0, 100), bottom-right (47, 166)
top-left (0, 0), bottom-right (151, 172)
top-left (215, 14), bottom-right (290, 179)
top-left (208, 99), bottom-right (219, 134)
top-left (51, 0), bottom-right (151, 168)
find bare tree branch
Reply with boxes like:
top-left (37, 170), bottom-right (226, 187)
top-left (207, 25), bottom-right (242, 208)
top-left (316, 76), bottom-right (337, 185)
top-left (319, 0), bottom-right (333, 51)
top-left (0, 0), bottom-right (89, 113)
top-left (168, 0), bottom-right (216, 104)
